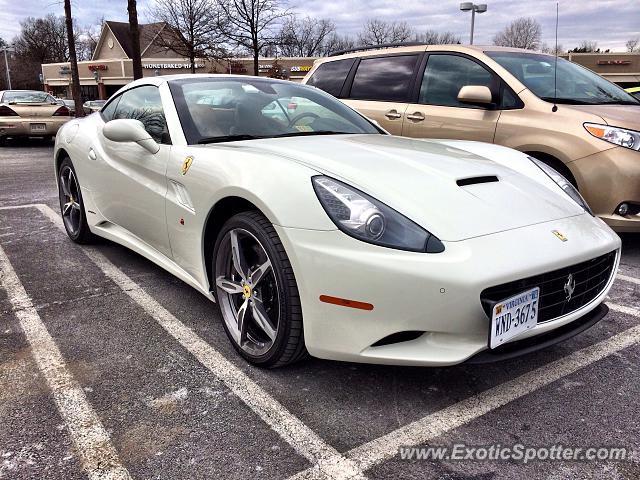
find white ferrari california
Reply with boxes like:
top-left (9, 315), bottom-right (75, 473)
top-left (54, 74), bottom-right (621, 368)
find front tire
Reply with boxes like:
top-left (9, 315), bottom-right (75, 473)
top-left (57, 157), bottom-right (95, 244)
top-left (213, 211), bottom-right (307, 368)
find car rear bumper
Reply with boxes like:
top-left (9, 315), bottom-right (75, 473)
top-left (570, 146), bottom-right (640, 232)
top-left (277, 213), bottom-right (620, 366)
top-left (0, 117), bottom-right (69, 138)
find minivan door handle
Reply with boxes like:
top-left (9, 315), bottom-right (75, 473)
top-left (384, 109), bottom-right (402, 120)
top-left (406, 112), bottom-right (425, 122)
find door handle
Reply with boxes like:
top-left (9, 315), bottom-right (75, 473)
top-left (406, 112), bottom-right (425, 122)
top-left (384, 110), bottom-right (402, 120)
top-left (88, 148), bottom-right (97, 161)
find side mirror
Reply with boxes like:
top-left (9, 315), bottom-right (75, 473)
top-left (457, 85), bottom-right (494, 108)
top-left (102, 119), bottom-right (160, 154)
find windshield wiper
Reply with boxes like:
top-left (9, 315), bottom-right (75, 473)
top-left (539, 97), bottom-right (594, 105)
top-left (270, 131), bottom-right (355, 138)
top-left (198, 134), bottom-right (265, 144)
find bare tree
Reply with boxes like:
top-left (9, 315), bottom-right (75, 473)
top-left (218, 0), bottom-right (290, 76)
top-left (277, 16), bottom-right (335, 57)
top-left (569, 40), bottom-right (599, 53)
top-left (13, 15), bottom-right (70, 63)
top-left (540, 42), bottom-right (564, 55)
top-left (64, 0), bottom-right (83, 117)
top-left (128, 0), bottom-right (143, 79)
top-left (76, 17), bottom-right (103, 61)
top-left (321, 33), bottom-right (356, 55)
top-left (493, 17), bottom-right (542, 50)
top-left (357, 19), bottom-right (413, 46)
top-left (415, 30), bottom-right (461, 45)
top-left (626, 38), bottom-right (639, 52)
top-left (152, 0), bottom-right (227, 73)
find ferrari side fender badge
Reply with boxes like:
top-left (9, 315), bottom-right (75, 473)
top-left (181, 156), bottom-right (193, 175)
top-left (552, 230), bottom-right (568, 242)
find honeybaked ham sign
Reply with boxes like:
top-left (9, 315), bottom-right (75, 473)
top-left (143, 63), bottom-right (205, 69)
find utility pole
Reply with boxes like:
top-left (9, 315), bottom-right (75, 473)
top-left (128, 0), bottom-right (143, 80)
top-left (64, 0), bottom-right (84, 117)
top-left (3, 47), bottom-right (12, 89)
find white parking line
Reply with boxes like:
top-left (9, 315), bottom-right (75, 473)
top-left (8, 203), bottom-right (640, 480)
top-left (289, 303), bottom-right (640, 479)
top-left (618, 274), bottom-right (640, 286)
top-left (0, 245), bottom-right (131, 480)
top-left (33, 204), bottom-right (364, 480)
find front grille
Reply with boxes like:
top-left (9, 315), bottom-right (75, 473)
top-left (481, 250), bottom-right (617, 323)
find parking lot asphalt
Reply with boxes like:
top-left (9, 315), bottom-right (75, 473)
top-left (1, 139), bottom-right (639, 480)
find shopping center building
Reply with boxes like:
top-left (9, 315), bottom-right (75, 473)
top-left (41, 21), bottom-right (639, 100)
top-left (41, 21), bottom-right (316, 100)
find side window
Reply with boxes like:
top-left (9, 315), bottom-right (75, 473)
top-left (113, 85), bottom-right (170, 144)
top-left (420, 55), bottom-right (495, 108)
top-left (349, 55), bottom-right (420, 102)
top-left (307, 58), bottom-right (355, 97)
top-left (101, 96), bottom-right (121, 122)
top-left (500, 86), bottom-right (521, 109)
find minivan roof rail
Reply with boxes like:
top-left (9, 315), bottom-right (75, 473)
top-left (329, 42), bottom-right (428, 57)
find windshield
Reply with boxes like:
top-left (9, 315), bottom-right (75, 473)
top-left (486, 51), bottom-right (640, 105)
top-left (169, 77), bottom-right (381, 144)
top-left (2, 91), bottom-right (54, 104)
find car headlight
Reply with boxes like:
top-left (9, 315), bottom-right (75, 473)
top-left (528, 157), bottom-right (593, 215)
top-left (584, 123), bottom-right (640, 151)
top-left (312, 176), bottom-right (444, 253)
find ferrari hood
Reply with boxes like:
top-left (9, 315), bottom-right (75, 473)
top-left (222, 135), bottom-right (584, 242)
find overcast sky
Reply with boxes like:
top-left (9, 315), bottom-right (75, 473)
top-left (0, 0), bottom-right (637, 52)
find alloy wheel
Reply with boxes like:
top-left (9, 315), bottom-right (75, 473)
top-left (215, 228), bottom-right (280, 357)
top-left (59, 165), bottom-right (82, 236)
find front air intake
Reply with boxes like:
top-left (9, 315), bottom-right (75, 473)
top-left (456, 175), bottom-right (499, 187)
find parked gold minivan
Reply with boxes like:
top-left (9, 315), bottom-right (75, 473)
top-left (303, 45), bottom-right (640, 232)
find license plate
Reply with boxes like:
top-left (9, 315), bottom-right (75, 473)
top-left (489, 287), bottom-right (539, 349)
top-left (30, 123), bottom-right (46, 132)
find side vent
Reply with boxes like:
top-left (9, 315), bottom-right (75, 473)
top-left (456, 175), bottom-right (499, 187)
top-left (371, 331), bottom-right (424, 347)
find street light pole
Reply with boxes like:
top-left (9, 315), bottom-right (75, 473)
top-left (460, 3), bottom-right (487, 45)
top-left (3, 47), bottom-right (13, 90)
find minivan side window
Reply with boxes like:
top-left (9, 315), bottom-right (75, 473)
top-left (420, 54), bottom-right (495, 108)
top-left (306, 58), bottom-right (355, 97)
top-left (349, 55), bottom-right (420, 102)
top-left (113, 85), bottom-right (170, 144)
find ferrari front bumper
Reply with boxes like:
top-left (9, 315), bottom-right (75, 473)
top-left (276, 212), bottom-right (621, 366)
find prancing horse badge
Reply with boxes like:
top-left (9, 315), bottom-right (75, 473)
top-left (181, 156), bottom-right (193, 175)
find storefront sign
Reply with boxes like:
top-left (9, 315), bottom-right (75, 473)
top-left (597, 60), bottom-right (632, 66)
top-left (258, 64), bottom-right (273, 71)
top-left (88, 64), bottom-right (108, 71)
top-left (143, 63), bottom-right (205, 69)
top-left (59, 65), bottom-right (71, 75)
top-left (290, 65), bottom-right (312, 73)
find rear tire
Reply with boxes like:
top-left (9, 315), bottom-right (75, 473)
top-left (57, 157), bottom-right (95, 244)
top-left (213, 211), bottom-right (307, 368)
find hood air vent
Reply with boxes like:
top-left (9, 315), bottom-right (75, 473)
top-left (456, 175), bottom-right (499, 187)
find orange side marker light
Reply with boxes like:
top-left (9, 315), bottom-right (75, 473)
top-left (319, 295), bottom-right (374, 311)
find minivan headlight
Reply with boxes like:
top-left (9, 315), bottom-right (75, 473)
top-left (312, 176), bottom-right (444, 253)
top-left (584, 123), bottom-right (640, 151)
top-left (529, 157), bottom-right (593, 215)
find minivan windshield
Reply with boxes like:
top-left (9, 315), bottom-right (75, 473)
top-left (486, 51), bottom-right (640, 106)
top-left (169, 77), bottom-right (381, 144)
